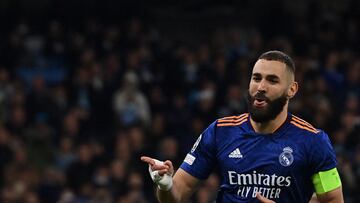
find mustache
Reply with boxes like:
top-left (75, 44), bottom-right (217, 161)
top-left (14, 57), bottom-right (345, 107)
top-left (253, 92), bottom-right (270, 102)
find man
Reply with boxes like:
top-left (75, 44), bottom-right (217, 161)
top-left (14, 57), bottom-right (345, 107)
top-left (141, 51), bottom-right (344, 203)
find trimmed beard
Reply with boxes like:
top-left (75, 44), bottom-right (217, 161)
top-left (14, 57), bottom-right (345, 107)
top-left (246, 91), bottom-right (287, 123)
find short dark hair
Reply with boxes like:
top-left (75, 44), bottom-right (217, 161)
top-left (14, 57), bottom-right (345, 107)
top-left (258, 50), bottom-right (295, 75)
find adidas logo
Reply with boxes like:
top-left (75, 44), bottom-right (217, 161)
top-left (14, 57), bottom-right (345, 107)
top-left (229, 148), bottom-right (243, 158)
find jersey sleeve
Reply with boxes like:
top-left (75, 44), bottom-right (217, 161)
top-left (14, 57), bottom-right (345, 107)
top-left (179, 121), bottom-right (217, 180)
top-left (308, 131), bottom-right (337, 174)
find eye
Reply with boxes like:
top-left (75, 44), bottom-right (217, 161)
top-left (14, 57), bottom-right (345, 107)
top-left (268, 78), bottom-right (279, 84)
top-left (267, 76), bottom-right (280, 84)
top-left (252, 76), bottom-right (261, 82)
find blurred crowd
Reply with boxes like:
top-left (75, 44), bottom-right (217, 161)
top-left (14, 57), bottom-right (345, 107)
top-left (0, 2), bottom-right (359, 203)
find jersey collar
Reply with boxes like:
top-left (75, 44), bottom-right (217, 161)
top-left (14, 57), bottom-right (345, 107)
top-left (246, 113), bottom-right (292, 136)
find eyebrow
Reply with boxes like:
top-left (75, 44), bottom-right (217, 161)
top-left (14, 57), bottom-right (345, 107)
top-left (252, 73), bottom-right (261, 77)
top-left (252, 73), bottom-right (280, 81)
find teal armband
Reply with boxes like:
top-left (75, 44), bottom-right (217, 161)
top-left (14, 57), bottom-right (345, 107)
top-left (312, 168), bottom-right (342, 194)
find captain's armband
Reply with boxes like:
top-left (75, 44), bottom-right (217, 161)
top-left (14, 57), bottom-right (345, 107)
top-left (311, 168), bottom-right (342, 194)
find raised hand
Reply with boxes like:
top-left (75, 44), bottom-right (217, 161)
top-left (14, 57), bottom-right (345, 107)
top-left (141, 156), bottom-right (174, 191)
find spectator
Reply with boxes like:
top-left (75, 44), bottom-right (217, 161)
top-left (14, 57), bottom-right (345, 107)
top-left (113, 71), bottom-right (151, 127)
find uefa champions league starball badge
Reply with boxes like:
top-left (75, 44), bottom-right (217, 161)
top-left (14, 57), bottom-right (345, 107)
top-left (191, 134), bottom-right (202, 153)
top-left (279, 147), bottom-right (294, 167)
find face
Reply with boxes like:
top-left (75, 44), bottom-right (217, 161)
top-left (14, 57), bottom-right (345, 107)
top-left (247, 59), bottom-right (297, 122)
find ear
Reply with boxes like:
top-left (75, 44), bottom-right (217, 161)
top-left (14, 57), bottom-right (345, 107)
top-left (287, 81), bottom-right (298, 99)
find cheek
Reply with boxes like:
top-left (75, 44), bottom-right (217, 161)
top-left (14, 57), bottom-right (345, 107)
top-left (262, 87), bottom-right (285, 100)
top-left (272, 88), bottom-right (288, 99)
top-left (248, 82), bottom-right (257, 94)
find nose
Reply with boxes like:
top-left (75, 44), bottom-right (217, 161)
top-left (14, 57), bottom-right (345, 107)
top-left (257, 80), bottom-right (267, 92)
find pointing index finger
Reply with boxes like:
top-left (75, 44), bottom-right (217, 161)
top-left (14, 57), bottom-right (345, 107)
top-left (140, 156), bottom-right (155, 166)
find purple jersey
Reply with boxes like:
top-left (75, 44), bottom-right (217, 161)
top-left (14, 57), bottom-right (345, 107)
top-left (180, 113), bottom-right (337, 203)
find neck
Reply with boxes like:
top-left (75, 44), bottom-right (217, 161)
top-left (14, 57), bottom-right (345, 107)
top-left (250, 107), bottom-right (288, 134)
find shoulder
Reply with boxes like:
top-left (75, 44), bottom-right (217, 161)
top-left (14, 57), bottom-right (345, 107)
top-left (216, 113), bottom-right (249, 127)
top-left (289, 115), bottom-right (335, 155)
top-left (289, 114), bottom-right (321, 135)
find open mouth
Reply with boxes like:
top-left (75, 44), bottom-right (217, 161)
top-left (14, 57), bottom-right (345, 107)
top-left (254, 98), bottom-right (267, 107)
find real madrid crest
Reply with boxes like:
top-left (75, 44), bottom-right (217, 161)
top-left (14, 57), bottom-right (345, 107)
top-left (279, 147), bottom-right (294, 167)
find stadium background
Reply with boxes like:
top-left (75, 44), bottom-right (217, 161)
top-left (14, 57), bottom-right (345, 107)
top-left (0, 0), bottom-right (359, 202)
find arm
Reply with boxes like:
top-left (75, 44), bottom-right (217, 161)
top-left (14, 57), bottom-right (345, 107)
top-left (316, 187), bottom-right (343, 203)
top-left (141, 156), bottom-right (201, 203)
top-left (308, 131), bottom-right (344, 203)
top-left (312, 167), bottom-right (343, 203)
top-left (309, 193), bottom-right (320, 203)
top-left (143, 121), bottom-right (218, 202)
top-left (157, 168), bottom-right (201, 203)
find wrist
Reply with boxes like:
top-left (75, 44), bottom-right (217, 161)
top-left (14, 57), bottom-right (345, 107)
top-left (157, 173), bottom-right (173, 191)
top-left (148, 159), bottom-right (174, 191)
